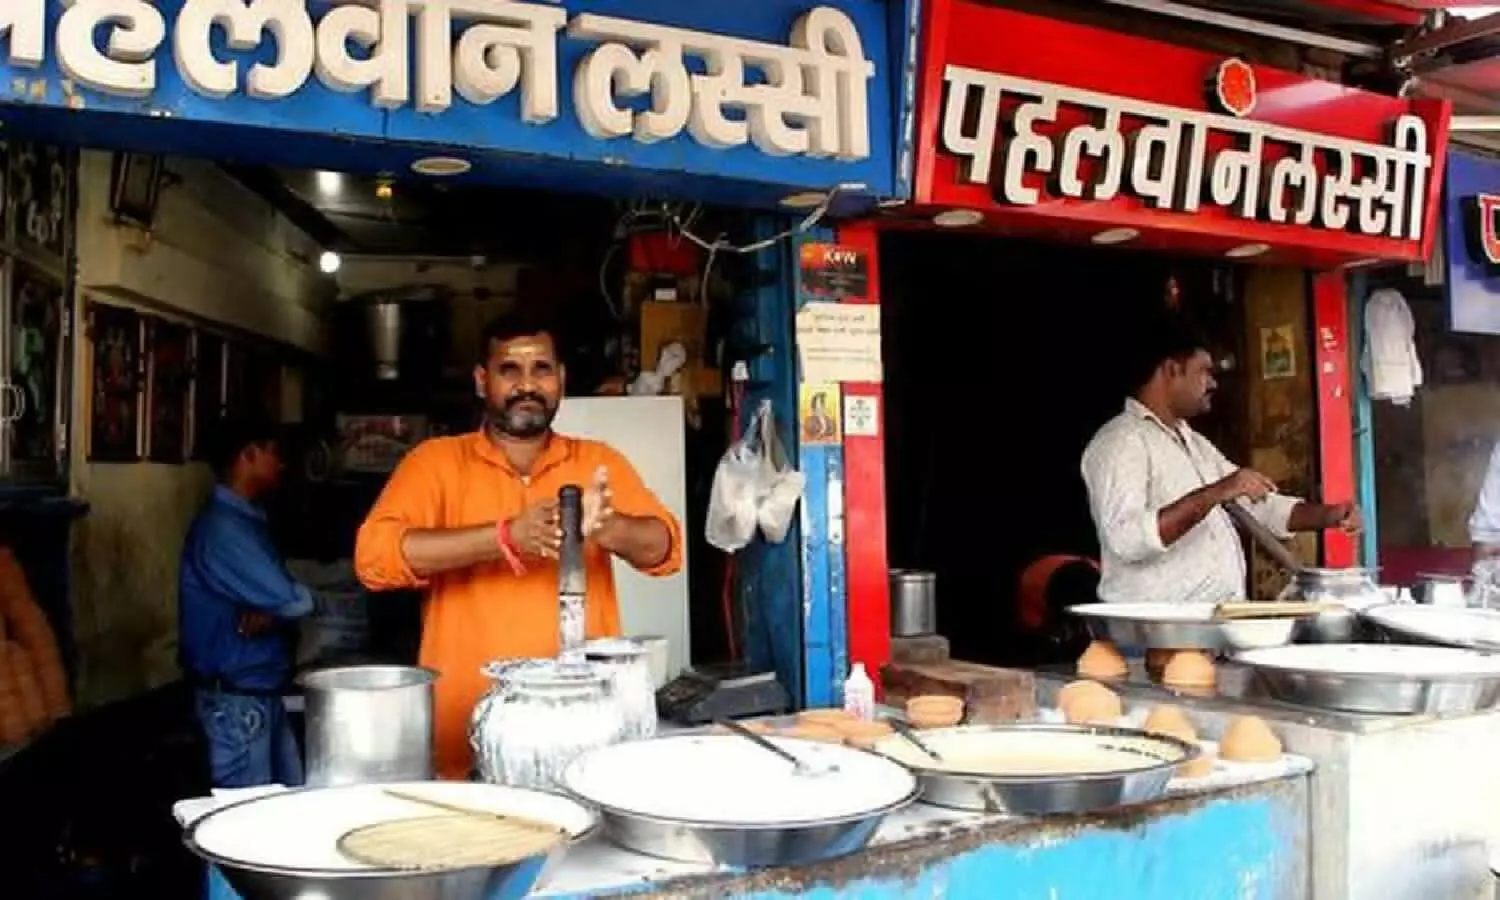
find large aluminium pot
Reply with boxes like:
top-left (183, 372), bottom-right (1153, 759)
top-left (297, 665), bottom-right (437, 787)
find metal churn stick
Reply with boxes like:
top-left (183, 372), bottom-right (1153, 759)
top-left (558, 484), bottom-right (586, 664)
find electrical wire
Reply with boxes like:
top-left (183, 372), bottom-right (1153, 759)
top-left (666, 186), bottom-right (845, 256)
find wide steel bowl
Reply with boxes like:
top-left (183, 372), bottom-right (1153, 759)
top-left (1361, 603), bottom-right (1500, 653)
top-left (184, 783), bottom-right (597, 900)
top-left (561, 735), bottom-right (918, 868)
top-left (1067, 603), bottom-right (1226, 650)
top-left (875, 723), bottom-right (1196, 815)
top-left (1237, 644), bottom-right (1500, 715)
top-left (197, 853), bottom-right (553, 900)
top-left (585, 797), bottom-right (912, 869)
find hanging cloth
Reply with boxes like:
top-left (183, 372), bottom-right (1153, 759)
top-left (1361, 287), bottom-right (1423, 407)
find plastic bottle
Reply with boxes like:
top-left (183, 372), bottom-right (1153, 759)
top-left (843, 663), bottom-right (876, 721)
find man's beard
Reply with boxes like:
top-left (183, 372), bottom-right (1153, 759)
top-left (489, 392), bottom-right (556, 438)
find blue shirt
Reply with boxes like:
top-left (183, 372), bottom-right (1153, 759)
top-left (178, 486), bottom-right (313, 691)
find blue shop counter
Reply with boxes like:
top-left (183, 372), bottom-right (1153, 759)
top-left (538, 768), bottom-right (1311, 899)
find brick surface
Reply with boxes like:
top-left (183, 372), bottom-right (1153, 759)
top-left (889, 634), bottom-right (951, 665)
top-left (881, 660), bottom-right (1037, 723)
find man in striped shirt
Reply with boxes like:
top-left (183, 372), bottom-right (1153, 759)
top-left (1081, 317), bottom-right (1361, 605)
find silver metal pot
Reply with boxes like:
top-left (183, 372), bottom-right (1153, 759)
top-left (1277, 567), bottom-right (1381, 643)
top-left (1411, 573), bottom-right (1473, 608)
top-left (297, 665), bottom-right (437, 787)
top-left (890, 569), bottom-right (937, 637)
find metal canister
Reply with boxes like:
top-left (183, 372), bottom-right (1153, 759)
top-left (890, 569), bottom-right (937, 637)
top-left (297, 664), bottom-right (437, 787)
top-left (558, 485), bottom-right (586, 664)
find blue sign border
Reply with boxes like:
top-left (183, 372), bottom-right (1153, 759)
top-left (1445, 150), bottom-right (1500, 336)
top-left (0, 0), bottom-right (898, 205)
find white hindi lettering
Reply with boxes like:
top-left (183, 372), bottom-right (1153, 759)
top-left (938, 63), bottom-right (1435, 242)
top-left (314, 0), bottom-right (409, 108)
top-left (939, 66), bottom-right (1002, 185)
top-left (568, 6), bottom-right (873, 158)
top-left (57, 0), bottom-right (167, 99)
top-left (413, 0), bottom-right (565, 119)
top-left (567, 16), bottom-right (693, 144)
top-left (174, 0), bottom-right (313, 99)
top-left (0, 0), bottom-right (46, 69)
top-left (1058, 107), bottom-right (1125, 201)
top-left (0, 0), bottom-right (872, 162)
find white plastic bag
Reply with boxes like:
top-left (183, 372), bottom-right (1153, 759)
top-left (753, 405), bottom-right (804, 544)
top-left (706, 401), bottom-right (805, 551)
top-left (706, 426), bottom-right (763, 553)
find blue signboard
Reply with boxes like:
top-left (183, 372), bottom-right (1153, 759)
top-left (1445, 150), bottom-right (1500, 335)
top-left (0, 0), bottom-right (898, 207)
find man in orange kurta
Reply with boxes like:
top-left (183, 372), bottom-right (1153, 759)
top-left (354, 313), bottom-right (683, 779)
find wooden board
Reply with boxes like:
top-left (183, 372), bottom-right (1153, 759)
top-left (881, 660), bottom-right (1036, 724)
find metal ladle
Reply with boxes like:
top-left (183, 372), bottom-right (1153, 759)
top-left (1222, 501), bottom-right (1305, 574)
top-left (888, 718), bottom-right (945, 763)
top-left (715, 719), bottom-right (838, 777)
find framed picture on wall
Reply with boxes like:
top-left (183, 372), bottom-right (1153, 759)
top-left (192, 331), bottom-right (225, 460)
top-left (146, 317), bottom-right (190, 463)
top-left (86, 302), bottom-right (142, 462)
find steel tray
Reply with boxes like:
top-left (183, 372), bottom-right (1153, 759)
top-left (1236, 644), bottom-right (1500, 715)
top-left (1360, 603), bottom-right (1500, 653)
top-left (1067, 602), bottom-right (1227, 650)
top-left (872, 723), bottom-right (1195, 815)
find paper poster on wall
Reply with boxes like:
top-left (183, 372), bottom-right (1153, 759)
top-left (800, 384), bottom-right (843, 445)
top-left (1259, 326), bottom-right (1296, 380)
top-left (843, 394), bottom-right (879, 437)
top-left (799, 243), bottom-right (870, 300)
top-left (795, 303), bottom-right (882, 383)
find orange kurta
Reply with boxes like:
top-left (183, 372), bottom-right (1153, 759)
top-left (354, 431), bottom-right (683, 779)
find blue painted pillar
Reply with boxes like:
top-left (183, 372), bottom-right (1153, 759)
top-left (792, 227), bottom-right (847, 709)
top-left (733, 220), bottom-right (851, 709)
top-left (1347, 271), bottom-right (1379, 566)
top-left (739, 216), bottom-right (805, 705)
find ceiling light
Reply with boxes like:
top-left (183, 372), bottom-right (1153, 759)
top-left (932, 209), bottom-right (984, 228)
top-left (319, 251), bottom-right (341, 275)
top-left (315, 170), bottom-right (341, 196)
top-left (1092, 227), bottom-right (1140, 245)
top-left (780, 191), bottom-right (828, 209)
top-left (1226, 243), bottom-right (1270, 258)
top-left (411, 156), bottom-right (472, 177)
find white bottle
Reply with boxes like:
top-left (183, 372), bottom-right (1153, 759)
top-left (843, 663), bottom-right (876, 722)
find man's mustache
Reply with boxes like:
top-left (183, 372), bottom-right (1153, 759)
top-left (504, 392), bottom-right (549, 411)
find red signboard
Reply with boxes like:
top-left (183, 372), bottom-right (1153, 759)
top-left (913, 0), bottom-right (1452, 266)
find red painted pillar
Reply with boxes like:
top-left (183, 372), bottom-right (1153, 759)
top-left (834, 220), bottom-right (891, 690)
top-left (1312, 271), bottom-right (1356, 568)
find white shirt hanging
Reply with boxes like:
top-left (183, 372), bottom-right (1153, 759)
top-left (1470, 441), bottom-right (1500, 547)
top-left (1361, 287), bottom-right (1423, 407)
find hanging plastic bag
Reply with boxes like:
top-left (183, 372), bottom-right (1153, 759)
top-left (705, 404), bottom-right (765, 553)
top-left (754, 405), bottom-right (804, 544)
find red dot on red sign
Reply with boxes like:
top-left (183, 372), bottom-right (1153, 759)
top-left (1215, 59), bottom-right (1257, 118)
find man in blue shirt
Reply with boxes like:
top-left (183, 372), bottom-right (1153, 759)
top-left (179, 418), bottom-right (312, 790)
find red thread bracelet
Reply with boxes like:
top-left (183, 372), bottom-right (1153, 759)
top-left (496, 519), bottom-right (527, 575)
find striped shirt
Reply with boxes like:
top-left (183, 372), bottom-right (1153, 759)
top-left (1081, 399), bottom-right (1300, 605)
